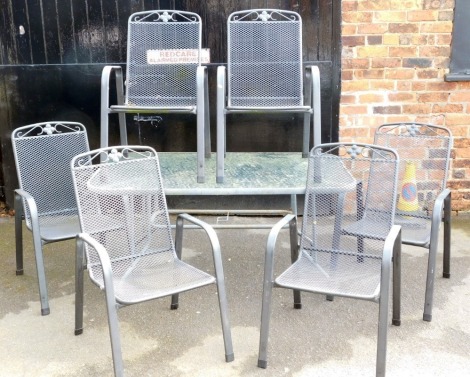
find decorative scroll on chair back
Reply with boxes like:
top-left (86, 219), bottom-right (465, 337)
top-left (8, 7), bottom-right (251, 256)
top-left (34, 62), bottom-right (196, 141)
top-left (126, 10), bottom-right (202, 108)
top-left (374, 123), bottom-right (452, 228)
top-left (12, 122), bottom-right (89, 229)
top-left (71, 147), bottom-right (174, 290)
top-left (300, 144), bottom-right (399, 298)
top-left (227, 9), bottom-right (303, 108)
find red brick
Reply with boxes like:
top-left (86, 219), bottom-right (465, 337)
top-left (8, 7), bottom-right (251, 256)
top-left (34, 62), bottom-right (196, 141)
top-left (402, 104), bottom-right (433, 113)
top-left (359, 93), bottom-right (385, 103)
top-left (340, 94), bottom-right (357, 104)
top-left (418, 92), bottom-right (450, 102)
top-left (371, 57), bottom-right (402, 68)
top-left (341, 105), bottom-right (369, 115)
top-left (417, 70), bottom-right (439, 79)
top-left (357, 23), bottom-right (389, 34)
top-left (388, 92), bottom-right (416, 102)
top-left (343, 12), bottom-right (373, 23)
top-left (408, 10), bottom-right (438, 21)
top-left (385, 69), bottom-right (415, 80)
top-left (389, 23), bottom-right (419, 33)
top-left (343, 36), bottom-right (366, 47)
top-left (432, 104), bottom-right (464, 113)
top-left (355, 69), bottom-right (385, 79)
top-left (420, 21), bottom-right (453, 33)
top-left (342, 58), bottom-right (370, 69)
top-left (389, 46), bottom-right (418, 57)
top-left (419, 46), bottom-right (451, 58)
top-left (370, 80), bottom-right (395, 90)
top-left (342, 70), bottom-right (354, 80)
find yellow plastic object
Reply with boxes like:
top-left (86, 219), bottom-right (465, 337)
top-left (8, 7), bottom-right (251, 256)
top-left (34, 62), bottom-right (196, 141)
top-left (397, 161), bottom-right (419, 212)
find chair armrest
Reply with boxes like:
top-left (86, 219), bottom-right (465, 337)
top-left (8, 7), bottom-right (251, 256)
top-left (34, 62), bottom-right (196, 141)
top-left (175, 213), bottom-right (223, 274)
top-left (304, 65), bottom-right (321, 146)
top-left (432, 188), bottom-right (451, 222)
top-left (15, 189), bottom-right (40, 229)
top-left (217, 66), bottom-right (227, 107)
top-left (76, 233), bottom-right (115, 293)
top-left (383, 225), bottom-right (402, 266)
top-left (264, 214), bottom-right (297, 282)
top-left (101, 66), bottom-right (125, 106)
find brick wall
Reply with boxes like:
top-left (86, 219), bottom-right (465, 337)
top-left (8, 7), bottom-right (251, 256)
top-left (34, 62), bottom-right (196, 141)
top-left (340, 0), bottom-right (470, 212)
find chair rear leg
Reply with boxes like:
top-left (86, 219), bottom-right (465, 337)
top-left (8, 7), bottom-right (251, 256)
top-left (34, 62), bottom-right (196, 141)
top-left (75, 238), bottom-right (85, 335)
top-left (14, 192), bottom-right (24, 275)
top-left (443, 193), bottom-right (451, 278)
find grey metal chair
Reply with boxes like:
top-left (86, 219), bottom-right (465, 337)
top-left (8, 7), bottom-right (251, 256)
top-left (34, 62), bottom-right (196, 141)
top-left (101, 10), bottom-right (210, 183)
top-left (216, 9), bottom-right (321, 183)
top-left (11, 121), bottom-right (90, 315)
top-left (374, 122), bottom-right (453, 322)
top-left (258, 143), bottom-right (402, 377)
top-left (71, 146), bottom-right (234, 377)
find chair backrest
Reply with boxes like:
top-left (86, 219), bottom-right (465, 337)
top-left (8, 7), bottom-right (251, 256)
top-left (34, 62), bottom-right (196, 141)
top-left (12, 122), bottom-right (89, 228)
top-left (227, 9), bottom-right (303, 108)
top-left (125, 10), bottom-right (202, 107)
top-left (300, 143), bottom-right (399, 279)
top-left (71, 146), bottom-right (175, 286)
top-left (374, 123), bottom-right (453, 220)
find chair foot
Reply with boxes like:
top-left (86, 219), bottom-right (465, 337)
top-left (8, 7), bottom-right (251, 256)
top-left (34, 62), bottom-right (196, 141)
top-left (170, 303), bottom-right (179, 310)
top-left (216, 177), bottom-right (224, 184)
top-left (443, 272), bottom-right (450, 278)
top-left (423, 313), bottom-right (432, 322)
top-left (75, 328), bottom-right (84, 336)
top-left (392, 318), bottom-right (401, 326)
top-left (326, 295), bottom-right (334, 301)
top-left (197, 176), bottom-right (205, 184)
top-left (257, 359), bottom-right (267, 369)
top-left (225, 353), bottom-right (234, 362)
top-left (41, 308), bottom-right (50, 316)
top-left (16, 269), bottom-right (24, 276)
top-left (294, 303), bottom-right (302, 309)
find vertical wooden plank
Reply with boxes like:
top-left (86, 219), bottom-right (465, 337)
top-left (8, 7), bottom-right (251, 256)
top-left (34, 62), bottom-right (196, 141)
top-left (318, 0), bottom-right (333, 61)
top-left (56, 0), bottom-right (77, 63)
top-left (10, 0), bottom-right (33, 64)
top-left (102, 0), bottom-right (122, 63)
top-left (41, 0), bottom-right (61, 63)
top-left (25, 0), bottom-right (47, 64)
top-left (71, 0), bottom-right (91, 63)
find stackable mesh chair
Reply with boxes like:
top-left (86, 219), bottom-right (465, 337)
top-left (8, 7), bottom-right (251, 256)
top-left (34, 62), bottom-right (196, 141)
top-left (374, 123), bottom-right (453, 322)
top-left (71, 146), bottom-right (234, 376)
top-left (101, 10), bottom-right (210, 183)
top-left (258, 143), bottom-right (402, 377)
top-left (216, 9), bottom-right (321, 183)
top-left (11, 121), bottom-right (90, 315)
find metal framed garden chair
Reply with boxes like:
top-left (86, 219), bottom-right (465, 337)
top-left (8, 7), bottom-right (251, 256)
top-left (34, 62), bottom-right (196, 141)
top-left (216, 8), bottom-right (321, 183)
top-left (101, 10), bottom-right (210, 183)
top-left (374, 122), bottom-right (453, 322)
top-left (11, 121), bottom-right (90, 315)
top-left (71, 146), bottom-right (234, 376)
top-left (258, 143), bottom-right (402, 377)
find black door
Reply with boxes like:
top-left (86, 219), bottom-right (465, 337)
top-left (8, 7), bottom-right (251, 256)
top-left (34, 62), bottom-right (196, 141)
top-left (0, 0), bottom-right (341, 207)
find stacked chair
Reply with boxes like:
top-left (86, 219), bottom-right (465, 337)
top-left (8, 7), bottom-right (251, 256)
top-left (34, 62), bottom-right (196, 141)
top-left (11, 121), bottom-right (90, 315)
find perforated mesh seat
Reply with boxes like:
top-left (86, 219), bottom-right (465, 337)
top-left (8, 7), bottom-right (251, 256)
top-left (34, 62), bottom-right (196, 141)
top-left (71, 146), bottom-right (233, 376)
top-left (101, 10), bottom-right (210, 183)
top-left (374, 122), bottom-right (453, 322)
top-left (258, 143), bottom-right (402, 377)
top-left (11, 122), bottom-right (90, 315)
top-left (216, 9), bottom-right (321, 183)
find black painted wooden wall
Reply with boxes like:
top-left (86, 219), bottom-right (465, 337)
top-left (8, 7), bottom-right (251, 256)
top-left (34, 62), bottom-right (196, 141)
top-left (0, 0), bottom-right (341, 207)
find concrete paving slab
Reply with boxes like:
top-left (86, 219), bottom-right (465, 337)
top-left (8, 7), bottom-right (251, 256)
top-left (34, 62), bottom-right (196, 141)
top-left (0, 215), bottom-right (469, 376)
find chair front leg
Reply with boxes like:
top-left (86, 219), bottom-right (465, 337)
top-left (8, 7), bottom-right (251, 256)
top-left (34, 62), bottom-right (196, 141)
top-left (75, 237), bottom-right (86, 335)
top-left (196, 65), bottom-right (206, 183)
top-left (170, 216), bottom-right (185, 310)
top-left (14, 191), bottom-right (24, 275)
